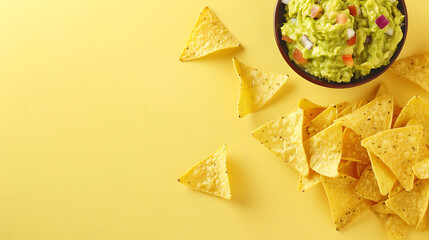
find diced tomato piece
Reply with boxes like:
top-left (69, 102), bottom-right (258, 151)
top-left (347, 35), bottom-right (357, 46)
top-left (348, 6), bottom-right (357, 16)
top-left (282, 35), bottom-right (294, 43)
top-left (293, 48), bottom-right (308, 64)
top-left (342, 55), bottom-right (354, 66)
top-left (336, 13), bottom-right (348, 24)
top-left (310, 5), bottom-right (322, 19)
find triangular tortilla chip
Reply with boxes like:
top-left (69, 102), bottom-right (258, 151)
top-left (356, 162), bottom-right (368, 177)
top-left (406, 119), bottom-right (429, 162)
top-left (355, 165), bottom-right (385, 202)
top-left (335, 94), bottom-right (394, 139)
top-left (321, 174), bottom-right (372, 231)
top-left (252, 108), bottom-right (308, 175)
top-left (368, 151), bottom-right (396, 196)
top-left (392, 106), bottom-right (402, 128)
top-left (414, 158), bottom-right (429, 179)
top-left (337, 102), bottom-right (359, 118)
top-left (179, 7), bottom-right (240, 61)
top-left (385, 180), bottom-right (429, 228)
top-left (298, 98), bottom-right (324, 109)
top-left (342, 128), bottom-right (370, 164)
top-left (305, 122), bottom-right (343, 177)
top-left (335, 102), bottom-right (350, 114)
top-left (233, 58), bottom-right (289, 118)
top-left (362, 126), bottom-right (423, 191)
top-left (372, 201), bottom-right (395, 214)
top-left (389, 181), bottom-right (405, 198)
top-left (303, 104), bottom-right (337, 141)
top-left (375, 82), bottom-right (392, 98)
top-left (303, 108), bottom-right (325, 125)
top-left (298, 160), bottom-right (351, 192)
top-left (178, 145), bottom-right (231, 199)
top-left (390, 53), bottom-right (429, 93)
top-left (416, 210), bottom-right (427, 231)
top-left (394, 95), bottom-right (429, 144)
top-left (373, 211), bottom-right (409, 240)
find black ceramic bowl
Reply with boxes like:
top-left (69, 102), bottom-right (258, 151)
top-left (274, 0), bottom-right (408, 88)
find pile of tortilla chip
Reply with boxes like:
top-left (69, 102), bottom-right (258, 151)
top-left (252, 83), bottom-right (429, 239)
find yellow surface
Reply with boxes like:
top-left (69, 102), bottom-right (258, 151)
top-left (0, 0), bottom-right (428, 239)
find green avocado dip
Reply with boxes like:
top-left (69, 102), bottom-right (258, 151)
top-left (280, 0), bottom-right (404, 83)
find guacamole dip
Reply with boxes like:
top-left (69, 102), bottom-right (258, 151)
top-left (281, 0), bottom-right (404, 83)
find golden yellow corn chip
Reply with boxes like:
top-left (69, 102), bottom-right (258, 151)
top-left (342, 128), bottom-right (370, 164)
top-left (337, 102), bottom-right (359, 118)
top-left (355, 165), bottom-right (385, 202)
top-left (389, 181), bottom-right (405, 199)
top-left (375, 82), bottom-right (392, 98)
top-left (373, 211), bottom-right (409, 240)
top-left (406, 119), bottom-right (429, 162)
top-left (303, 104), bottom-right (337, 141)
top-left (372, 201), bottom-right (395, 214)
top-left (321, 174), bottom-right (372, 231)
top-left (368, 151), bottom-right (396, 196)
top-left (252, 108), bottom-right (308, 175)
top-left (385, 180), bottom-right (429, 228)
top-left (362, 126), bottom-right (423, 191)
top-left (303, 108), bottom-right (325, 125)
top-left (179, 7), bottom-right (240, 61)
top-left (233, 58), bottom-right (289, 118)
top-left (335, 102), bottom-right (350, 114)
top-left (178, 145), bottom-right (231, 199)
top-left (392, 106), bottom-right (402, 128)
top-left (305, 122), bottom-right (343, 177)
top-left (390, 53), bottom-right (429, 93)
top-left (356, 162), bottom-right (367, 177)
top-left (298, 160), bottom-right (352, 192)
top-left (335, 94), bottom-right (394, 139)
top-left (394, 95), bottom-right (429, 144)
top-left (298, 98), bottom-right (324, 109)
top-left (413, 158), bottom-right (429, 179)
top-left (416, 210), bottom-right (427, 231)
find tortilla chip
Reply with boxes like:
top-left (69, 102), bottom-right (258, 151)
top-left (389, 181), bottom-right (405, 199)
top-left (179, 7), bottom-right (240, 61)
top-left (303, 104), bottom-right (337, 141)
top-left (356, 162), bottom-right (367, 177)
top-left (394, 95), bottom-right (429, 145)
top-left (305, 122), bottom-right (343, 177)
top-left (416, 210), bottom-right (427, 231)
top-left (362, 126), bottom-right (423, 191)
top-left (390, 53), bottom-right (429, 93)
top-left (406, 119), bottom-right (429, 162)
top-left (335, 102), bottom-right (350, 114)
top-left (385, 180), bottom-right (429, 228)
top-left (357, 99), bottom-right (371, 108)
top-left (373, 211), bottom-right (409, 240)
top-left (298, 160), bottom-right (352, 192)
top-left (303, 108), bottom-right (325, 125)
top-left (342, 128), bottom-right (370, 164)
top-left (178, 145), bottom-right (231, 199)
top-left (392, 106), bottom-right (402, 128)
top-left (372, 201), bottom-right (395, 214)
top-left (252, 108), bottom-right (308, 175)
top-left (321, 174), bottom-right (372, 231)
top-left (337, 102), bottom-right (359, 118)
top-left (376, 82), bottom-right (392, 98)
top-left (233, 58), bottom-right (289, 118)
top-left (298, 98), bottom-right (324, 109)
top-left (413, 158), bottom-right (429, 179)
top-left (368, 151), bottom-right (396, 196)
top-left (355, 165), bottom-right (385, 202)
top-left (335, 94), bottom-right (394, 139)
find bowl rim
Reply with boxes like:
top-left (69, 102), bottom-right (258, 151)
top-left (273, 0), bottom-right (408, 89)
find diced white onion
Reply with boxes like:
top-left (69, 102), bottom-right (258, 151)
top-left (281, 0), bottom-right (290, 5)
top-left (346, 28), bottom-right (356, 40)
top-left (301, 35), bottom-right (314, 50)
top-left (386, 28), bottom-right (394, 36)
top-left (290, 18), bottom-right (297, 23)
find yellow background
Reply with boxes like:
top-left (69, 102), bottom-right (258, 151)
top-left (0, 0), bottom-right (427, 239)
